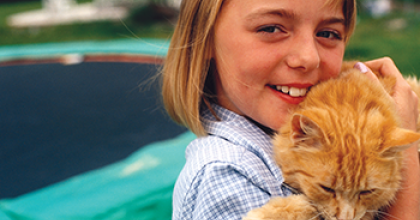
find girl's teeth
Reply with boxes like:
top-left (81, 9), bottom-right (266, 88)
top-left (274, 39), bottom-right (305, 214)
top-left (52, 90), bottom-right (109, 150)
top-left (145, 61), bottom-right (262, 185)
top-left (274, 85), bottom-right (308, 97)
top-left (300, 88), bottom-right (307, 96)
top-left (289, 87), bottom-right (300, 97)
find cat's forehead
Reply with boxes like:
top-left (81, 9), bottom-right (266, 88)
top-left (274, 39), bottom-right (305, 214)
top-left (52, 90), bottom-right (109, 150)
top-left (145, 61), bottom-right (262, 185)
top-left (316, 150), bottom-right (397, 189)
top-left (320, 131), bottom-right (383, 154)
top-left (316, 112), bottom-right (395, 153)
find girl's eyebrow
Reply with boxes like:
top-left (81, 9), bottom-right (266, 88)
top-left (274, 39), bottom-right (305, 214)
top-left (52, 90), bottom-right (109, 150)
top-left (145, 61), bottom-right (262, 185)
top-left (245, 8), bottom-right (345, 26)
top-left (319, 18), bottom-right (346, 27)
top-left (245, 8), bottom-right (295, 21)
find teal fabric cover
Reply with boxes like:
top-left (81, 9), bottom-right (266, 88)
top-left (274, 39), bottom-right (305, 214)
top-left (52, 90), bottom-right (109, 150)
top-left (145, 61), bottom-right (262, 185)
top-left (0, 131), bottom-right (195, 220)
top-left (0, 39), bottom-right (169, 62)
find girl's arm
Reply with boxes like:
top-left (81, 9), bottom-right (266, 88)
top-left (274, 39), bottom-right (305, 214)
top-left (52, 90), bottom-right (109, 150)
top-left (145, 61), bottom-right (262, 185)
top-left (359, 58), bottom-right (420, 220)
top-left (388, 145), bottom-right (420, 220)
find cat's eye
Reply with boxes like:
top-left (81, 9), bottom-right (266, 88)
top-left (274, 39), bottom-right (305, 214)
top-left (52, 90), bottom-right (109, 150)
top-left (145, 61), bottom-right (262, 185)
top-left (359, 189), bottom-right (375, 196)
top-left (320, 185), bottom-right (335, 194)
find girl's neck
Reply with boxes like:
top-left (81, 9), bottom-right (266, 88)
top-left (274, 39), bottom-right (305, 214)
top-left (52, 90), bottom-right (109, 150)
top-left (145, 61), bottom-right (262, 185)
top-left (245, 116), bottom-right (275, 136)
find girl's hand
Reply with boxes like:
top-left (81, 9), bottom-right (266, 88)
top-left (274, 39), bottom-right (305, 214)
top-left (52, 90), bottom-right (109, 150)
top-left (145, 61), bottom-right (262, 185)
top-left (355, 57), bottom-right (418, 131)
top-left (355, 57), bottom-right (420, 220)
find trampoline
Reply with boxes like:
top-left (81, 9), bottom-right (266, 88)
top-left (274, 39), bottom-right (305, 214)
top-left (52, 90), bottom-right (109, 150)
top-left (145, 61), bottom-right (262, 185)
top-left (0, 39), bottom-right (193, 220)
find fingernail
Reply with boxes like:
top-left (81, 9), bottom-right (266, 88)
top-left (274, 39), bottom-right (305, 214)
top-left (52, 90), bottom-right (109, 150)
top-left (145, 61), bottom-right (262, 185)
top-left (354, 62), bottom-right (368, 73)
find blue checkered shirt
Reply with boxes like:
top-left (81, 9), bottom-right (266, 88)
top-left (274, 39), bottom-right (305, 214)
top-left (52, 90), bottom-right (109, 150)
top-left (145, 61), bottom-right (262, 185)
top-left (172, 104), bottom-right (292, 220)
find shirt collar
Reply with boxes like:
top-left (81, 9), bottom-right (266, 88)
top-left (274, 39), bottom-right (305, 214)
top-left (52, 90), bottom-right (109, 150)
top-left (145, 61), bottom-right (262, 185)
top-left (200, 103), bottom-right (274, 156)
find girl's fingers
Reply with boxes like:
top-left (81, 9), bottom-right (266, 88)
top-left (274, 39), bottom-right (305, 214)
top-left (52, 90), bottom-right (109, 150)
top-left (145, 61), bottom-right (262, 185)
top-left (364, 57), bottom-right (403, 79)
top-left (361, 58), bottom-right (418, 130)
top-left (353, 62), bottom-right (380, 83)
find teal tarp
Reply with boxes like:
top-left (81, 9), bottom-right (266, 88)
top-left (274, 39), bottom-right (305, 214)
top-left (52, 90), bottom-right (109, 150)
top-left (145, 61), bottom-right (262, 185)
top-left (0, 38), bottom-right (170, 62)
top-left (0, 131), bottom-right (195, 220)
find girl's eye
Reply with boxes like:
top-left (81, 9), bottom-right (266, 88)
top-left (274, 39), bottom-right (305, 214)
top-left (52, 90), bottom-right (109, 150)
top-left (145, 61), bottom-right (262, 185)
top-left (258, 25), bottom-right (282, 33)
top-left (316, 30), bottom-right (342, 40)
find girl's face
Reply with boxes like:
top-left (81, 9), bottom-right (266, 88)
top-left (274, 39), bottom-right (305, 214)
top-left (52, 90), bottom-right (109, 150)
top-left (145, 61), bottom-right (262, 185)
top-left (213, 0), bottom-right (346, 130)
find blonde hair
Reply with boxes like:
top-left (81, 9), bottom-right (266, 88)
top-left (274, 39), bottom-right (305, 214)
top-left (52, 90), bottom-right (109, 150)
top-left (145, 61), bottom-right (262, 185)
top-left (162, 0), bottom-right (357, 136)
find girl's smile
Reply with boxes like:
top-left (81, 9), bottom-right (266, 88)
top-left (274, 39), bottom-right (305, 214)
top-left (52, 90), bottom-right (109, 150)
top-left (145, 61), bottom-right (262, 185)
top-left (268, 84), bottom-right (313, 104)
top-left (212, 0), bottom-right (346, 130)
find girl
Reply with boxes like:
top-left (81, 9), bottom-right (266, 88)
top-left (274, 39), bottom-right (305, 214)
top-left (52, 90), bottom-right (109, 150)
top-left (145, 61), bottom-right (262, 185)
top-left (162, 0), bottom-right (420, 219)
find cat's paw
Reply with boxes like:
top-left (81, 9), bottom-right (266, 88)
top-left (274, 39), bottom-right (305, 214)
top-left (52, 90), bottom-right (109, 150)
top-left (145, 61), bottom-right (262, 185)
top-left (243, 195), bottom-right (320, 220)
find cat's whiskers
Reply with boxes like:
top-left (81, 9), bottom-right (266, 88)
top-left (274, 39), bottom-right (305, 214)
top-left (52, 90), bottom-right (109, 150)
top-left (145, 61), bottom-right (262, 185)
top-left (309, 212), bottom-right (323, 220)
top-left (317, 210), bottom-right (331, 220)
top-left (365, 210), bottom-right (402, 220)
top-left (307, 200), bottom-right (329, 220)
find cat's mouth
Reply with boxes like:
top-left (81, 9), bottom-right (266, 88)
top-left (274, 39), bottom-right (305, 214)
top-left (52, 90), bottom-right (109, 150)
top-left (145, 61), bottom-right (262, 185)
top-left (269, 85), bottom-right (311, 98)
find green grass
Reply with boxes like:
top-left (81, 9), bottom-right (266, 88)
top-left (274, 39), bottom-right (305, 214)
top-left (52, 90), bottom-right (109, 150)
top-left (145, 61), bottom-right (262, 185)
top-left (345, 11), bottom-right (420, 76)
top-left (0, 1), bottom-right (174, 45)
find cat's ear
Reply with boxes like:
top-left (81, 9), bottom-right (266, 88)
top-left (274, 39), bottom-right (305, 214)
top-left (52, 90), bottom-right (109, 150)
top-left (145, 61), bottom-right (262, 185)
top-left (290, 114), bottom-right (325, 150)
top-left (380, 127), bottom-right (420, 157)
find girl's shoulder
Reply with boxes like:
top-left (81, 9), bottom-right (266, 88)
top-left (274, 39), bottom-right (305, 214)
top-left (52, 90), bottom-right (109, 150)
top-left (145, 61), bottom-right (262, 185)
top-left (187, 134), bottom-right (264, 169)
top-left (182, 133), bottom-right (286, 194)
top-left (172, 134), bottom-right (291, 220)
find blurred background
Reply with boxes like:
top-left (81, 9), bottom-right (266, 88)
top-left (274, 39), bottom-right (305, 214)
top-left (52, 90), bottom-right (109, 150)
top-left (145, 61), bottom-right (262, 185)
top-left (1, 0), bottom-right (178, 43)
top-left (0, 0), bottom-right (419, 73)
top-left (347, 0), bottom-right (420, 75)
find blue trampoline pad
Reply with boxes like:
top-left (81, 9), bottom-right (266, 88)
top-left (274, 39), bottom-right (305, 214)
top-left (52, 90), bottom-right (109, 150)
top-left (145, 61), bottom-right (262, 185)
top-left (0, 131), bottom-right (195, 220)
top-left (0, 61), bottom-right (188, 199)
top-left (0, 39), bottom-right (193, 220)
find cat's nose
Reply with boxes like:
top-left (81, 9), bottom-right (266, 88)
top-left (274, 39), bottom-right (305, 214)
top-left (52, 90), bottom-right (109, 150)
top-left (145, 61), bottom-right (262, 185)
top-left (336, 212), bottom-right (355, 220)
top-left (335, 216), bottom-right (354, 220)
top-left (336, 204), bottom-right (355, 220)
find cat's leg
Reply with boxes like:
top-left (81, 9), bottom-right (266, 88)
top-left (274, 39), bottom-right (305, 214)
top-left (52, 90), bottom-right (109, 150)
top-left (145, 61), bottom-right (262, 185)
top-left (243, 194), bottom-right (320, 220)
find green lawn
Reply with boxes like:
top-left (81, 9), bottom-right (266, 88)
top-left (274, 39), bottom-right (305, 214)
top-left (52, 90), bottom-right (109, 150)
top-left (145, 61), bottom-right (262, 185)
top-left (345, 12), bottom-right (420, 76)
top-left (0, 1), bottom-right (174, 45)
top-left (1, 1), bottom-right (420, 76)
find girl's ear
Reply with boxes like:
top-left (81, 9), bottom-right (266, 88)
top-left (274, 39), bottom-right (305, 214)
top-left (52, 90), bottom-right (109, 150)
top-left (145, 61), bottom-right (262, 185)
top-left (290, 114), bottom-right (325, 151)
top-left (380, 127), bottom-right (420, 157)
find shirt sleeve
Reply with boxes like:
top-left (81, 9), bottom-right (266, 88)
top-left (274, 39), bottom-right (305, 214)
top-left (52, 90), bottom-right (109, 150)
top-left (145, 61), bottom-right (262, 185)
top-left (175, 161), bottom-right (272, 220)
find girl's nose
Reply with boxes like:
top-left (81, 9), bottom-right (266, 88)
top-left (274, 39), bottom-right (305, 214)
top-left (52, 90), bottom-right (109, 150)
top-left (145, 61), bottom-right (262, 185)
top-left (285, 34), bottom-right (320, 72)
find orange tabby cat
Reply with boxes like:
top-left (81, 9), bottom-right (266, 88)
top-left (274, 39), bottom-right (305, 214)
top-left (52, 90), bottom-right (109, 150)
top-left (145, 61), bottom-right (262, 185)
top-left (243, 62), bottom-right (420, 220)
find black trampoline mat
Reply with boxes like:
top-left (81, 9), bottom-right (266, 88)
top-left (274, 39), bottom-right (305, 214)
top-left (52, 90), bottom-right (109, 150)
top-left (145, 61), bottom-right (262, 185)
top-left (0, 62), bottom-right (186, 198)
